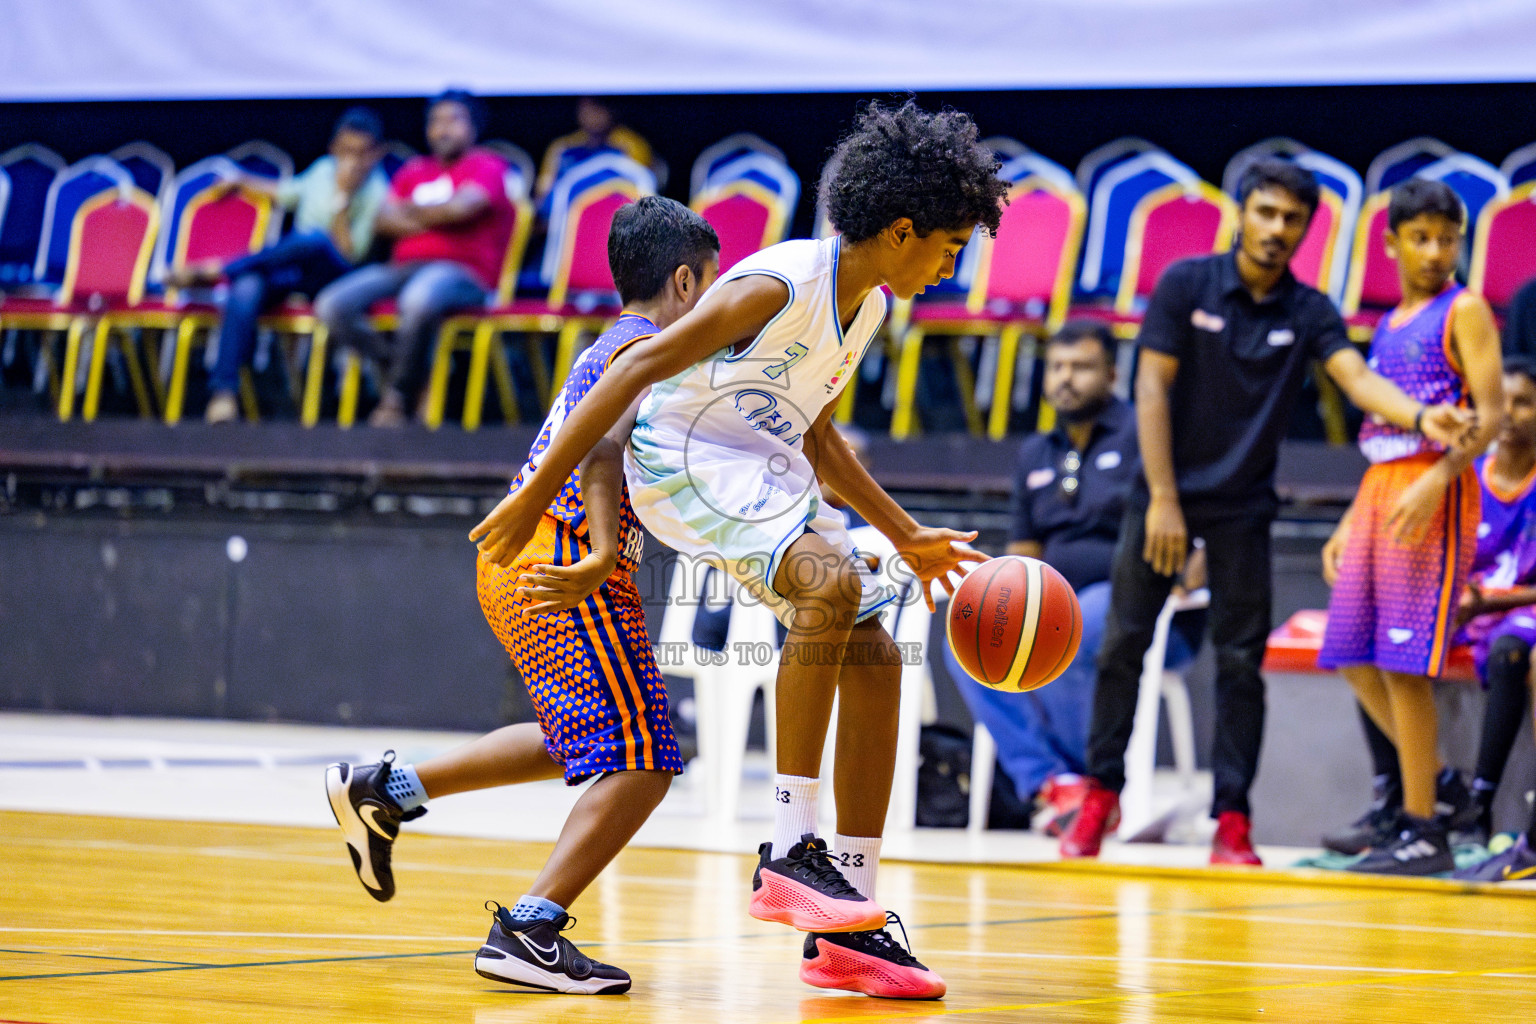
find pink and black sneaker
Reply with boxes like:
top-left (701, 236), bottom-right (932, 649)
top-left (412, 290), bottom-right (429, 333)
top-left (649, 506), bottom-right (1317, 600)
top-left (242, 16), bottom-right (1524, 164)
top-left (800, 912), bottom-right (946, 1000)
top-left (750, 833), bottom-right (886, 933)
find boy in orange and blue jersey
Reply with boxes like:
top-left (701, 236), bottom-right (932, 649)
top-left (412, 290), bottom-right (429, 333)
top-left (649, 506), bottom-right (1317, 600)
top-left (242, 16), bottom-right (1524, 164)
top-left (1318, 178), bottom-right (1502, 876)
top-left (326, 196), bottom-right (720, 993)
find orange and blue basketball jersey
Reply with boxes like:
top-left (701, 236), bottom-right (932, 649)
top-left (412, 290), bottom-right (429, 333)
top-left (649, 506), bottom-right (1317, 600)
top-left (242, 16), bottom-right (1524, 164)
top-left (478, 313), bottom-right (683, 783)
top-left (1319, 285), bottom-right (1479, 676)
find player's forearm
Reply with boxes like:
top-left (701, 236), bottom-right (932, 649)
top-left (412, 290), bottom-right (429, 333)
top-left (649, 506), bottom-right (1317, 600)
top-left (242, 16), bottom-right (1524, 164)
top-left (1333, 366), bottom-right (1425, 432)
top-left (328, 210), bottom-right (357, 262)
top-left (577, 438), bottom-right (625, 564)
top-left (811, 424), bottom-right (918, 541)
top-left (1134, 371), bottom-right (1179, 501)
top-left (411, 186), bottom-right (491, 228)
top-left (375, 202), bottom-right (423, 238)
top-left (1476, 586), bottom-right (1536, 615)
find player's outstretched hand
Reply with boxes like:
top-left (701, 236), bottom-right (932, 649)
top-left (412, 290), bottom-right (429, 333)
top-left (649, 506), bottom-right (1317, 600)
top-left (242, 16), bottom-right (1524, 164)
top-left (897, 527), bottom-right (988, 612)
top-left (470, 491), bottom-right (538, 568)
top-left (516, 552), bottom-right (617, 615)
top-left (1419, 403), bottom-right (1477, 449)
top-left (1386, 463), bottom-right (1451, 547)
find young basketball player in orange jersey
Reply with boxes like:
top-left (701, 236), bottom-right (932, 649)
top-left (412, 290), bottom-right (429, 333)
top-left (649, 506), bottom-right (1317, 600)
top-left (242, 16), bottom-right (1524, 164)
top-left (1318, 178), bottom-right (1502, 875)
top-left (472, 101), bottom-right (1008, 1000)
top-left (326, 197), bottom-right (720, 992)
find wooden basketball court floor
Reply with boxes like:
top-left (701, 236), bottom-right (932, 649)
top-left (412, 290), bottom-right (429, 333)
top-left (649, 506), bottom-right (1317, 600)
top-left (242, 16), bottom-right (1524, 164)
top-left (3, 715), bottom-right (1535, 1022)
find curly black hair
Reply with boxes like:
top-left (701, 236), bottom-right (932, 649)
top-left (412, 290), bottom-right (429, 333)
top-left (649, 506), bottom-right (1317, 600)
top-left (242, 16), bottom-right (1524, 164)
top-left (821, 100), bottom-right (1007, 243)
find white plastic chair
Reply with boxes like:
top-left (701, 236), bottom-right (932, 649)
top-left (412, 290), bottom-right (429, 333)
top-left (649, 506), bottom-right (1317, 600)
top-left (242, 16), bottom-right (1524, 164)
top-left (1117, 587), bottom-right (1208, 840)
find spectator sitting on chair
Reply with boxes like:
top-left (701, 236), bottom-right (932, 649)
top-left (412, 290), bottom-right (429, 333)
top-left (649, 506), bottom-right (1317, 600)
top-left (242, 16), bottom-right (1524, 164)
top-left (1059, 159), bottom-right (1475, 868)
top-left (534, 97), bottom-right (658, 212)
top-left (315, 89), bottom-right (513, 427)
top-left (941, 321), bottom-right (1204, 833)
top-left (166, 107), bottom-right (388, 424)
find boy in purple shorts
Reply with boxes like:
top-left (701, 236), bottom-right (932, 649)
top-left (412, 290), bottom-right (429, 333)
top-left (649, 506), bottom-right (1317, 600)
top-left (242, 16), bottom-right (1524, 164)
top-left (1317, 179), bottom-right (1502, 875)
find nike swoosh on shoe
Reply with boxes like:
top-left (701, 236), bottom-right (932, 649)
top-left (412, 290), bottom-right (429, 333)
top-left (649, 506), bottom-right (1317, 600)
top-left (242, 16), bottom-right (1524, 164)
top-left (360, 803), bottom-right (395, 839)
top-left (515, 932), bottom-right (562, 967)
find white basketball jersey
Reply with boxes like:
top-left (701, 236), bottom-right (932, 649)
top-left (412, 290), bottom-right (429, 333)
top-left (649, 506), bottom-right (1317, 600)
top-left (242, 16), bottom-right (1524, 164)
top-left (631, 236), bottom-right (887, 458)
top-left (624, 236), bottom-right (896, 627)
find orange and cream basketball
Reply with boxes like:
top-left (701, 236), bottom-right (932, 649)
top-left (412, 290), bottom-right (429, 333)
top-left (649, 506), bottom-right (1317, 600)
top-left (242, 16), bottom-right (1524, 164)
top-left (946, 555), bottom-right (1082, 692)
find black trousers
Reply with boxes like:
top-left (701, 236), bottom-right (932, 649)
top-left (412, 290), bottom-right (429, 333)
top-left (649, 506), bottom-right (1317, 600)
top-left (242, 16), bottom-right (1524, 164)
top-left (1086, 500), bottom-right (1272, 817)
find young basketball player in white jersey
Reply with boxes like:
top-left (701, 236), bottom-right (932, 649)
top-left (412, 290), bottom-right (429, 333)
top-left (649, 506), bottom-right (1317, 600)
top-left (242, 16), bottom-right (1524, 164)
top-left (472, 101), bottom-right (1008, 999)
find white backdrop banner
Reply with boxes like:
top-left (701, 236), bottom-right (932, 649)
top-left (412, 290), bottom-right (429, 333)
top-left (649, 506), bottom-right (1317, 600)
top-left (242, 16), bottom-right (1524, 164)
top-left (3, 0), bottom-right (1534, 100)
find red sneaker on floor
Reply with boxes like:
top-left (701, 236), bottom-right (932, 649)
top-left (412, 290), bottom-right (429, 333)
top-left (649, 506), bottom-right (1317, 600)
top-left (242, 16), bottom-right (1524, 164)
top-left (1035, 774), bottom-right (1090, 836)
top-left (1210, 811), bottom-right (1263, 865)
top-left (1059, 781), bottom-right (1119, 858)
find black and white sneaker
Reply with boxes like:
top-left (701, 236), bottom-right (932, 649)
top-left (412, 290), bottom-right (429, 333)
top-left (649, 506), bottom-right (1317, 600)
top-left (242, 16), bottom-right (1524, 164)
top-left (324, 751), bottom-right (425, 902)
top-left (1346, 814), bottom-right (1454, 876)
top-left (475, 902), bottom-right (631, 994)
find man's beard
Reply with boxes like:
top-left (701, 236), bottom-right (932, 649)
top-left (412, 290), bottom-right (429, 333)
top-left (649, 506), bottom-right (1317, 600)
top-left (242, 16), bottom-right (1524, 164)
top-left (1054, 392), bottom-right (1110, 424)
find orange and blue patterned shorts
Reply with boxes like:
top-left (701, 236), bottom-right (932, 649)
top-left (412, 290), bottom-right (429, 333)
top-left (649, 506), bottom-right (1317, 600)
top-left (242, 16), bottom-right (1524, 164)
top-left (477, 515), bottom-right (683, 783)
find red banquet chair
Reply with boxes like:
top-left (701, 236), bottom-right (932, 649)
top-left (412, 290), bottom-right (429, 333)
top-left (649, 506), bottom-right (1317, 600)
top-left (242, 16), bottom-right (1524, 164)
top-left (1065, 180), bottom-right (1237, 345)
top-left (0, 187), bottom-right (161, 420)
top-left (1114, 181), bottom-right (1238, 317)
top-left (890, 177), bottom-right (1085, 439)
top-left (543, 178), bottom-right (646, 399)
top-left (1288, 188), bottom-right (1346, 296)
top-left (94, 181), bottom-right (273, 423)
top-left (692, 178), bottom-right (789, 274)
top-left (1469, 181), bottom-right (1536, 320)
top-left (1341, 193), bottom-right (1400, 342)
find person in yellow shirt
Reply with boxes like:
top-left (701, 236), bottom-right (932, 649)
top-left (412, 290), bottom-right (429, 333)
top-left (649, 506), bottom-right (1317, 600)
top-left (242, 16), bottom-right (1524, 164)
top-left (535, 97), bottom-right (657, 208)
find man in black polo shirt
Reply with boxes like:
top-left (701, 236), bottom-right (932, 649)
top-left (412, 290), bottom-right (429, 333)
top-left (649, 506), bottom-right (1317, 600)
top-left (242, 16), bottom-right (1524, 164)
top-left (944, 321), bottom-right (1204, 831)
top-left (1060, 159), bottom-right (1474, 865)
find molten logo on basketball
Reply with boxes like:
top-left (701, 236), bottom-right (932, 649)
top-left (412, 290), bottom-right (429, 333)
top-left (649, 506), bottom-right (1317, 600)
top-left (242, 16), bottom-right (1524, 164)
top-left (946, 556), bottom-right (1082, 693)
top-left (988, 586), bottom-right (1012, 648)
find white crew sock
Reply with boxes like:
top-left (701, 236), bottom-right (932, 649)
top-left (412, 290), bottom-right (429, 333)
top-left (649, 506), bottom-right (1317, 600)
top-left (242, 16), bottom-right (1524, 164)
top-left (771, 774), bottom-right (821, 859)
top-left (833, 833), bottom-right (882, 903)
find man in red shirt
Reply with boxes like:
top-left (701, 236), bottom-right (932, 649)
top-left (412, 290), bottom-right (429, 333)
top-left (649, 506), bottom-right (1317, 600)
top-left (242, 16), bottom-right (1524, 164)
top-left (315, 89), bottom-right (513, 426)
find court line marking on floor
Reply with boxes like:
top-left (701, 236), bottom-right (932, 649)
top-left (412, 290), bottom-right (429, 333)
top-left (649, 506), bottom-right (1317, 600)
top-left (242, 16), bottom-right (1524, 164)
top-left (0, 930), bottom-right (485, 943)
top-left (919, 948), bottom-right (1463, 975)
top-left (0, 947), bottom-right (208, 967)
top-left (782, 963), bottom-right (1536, 1024)
top-left (1182, 909), bottom-right (1536, 941)
top-left (0, 948), bottom-right (470, 983)
top-left (0, 897), bottom-right (1377, 953)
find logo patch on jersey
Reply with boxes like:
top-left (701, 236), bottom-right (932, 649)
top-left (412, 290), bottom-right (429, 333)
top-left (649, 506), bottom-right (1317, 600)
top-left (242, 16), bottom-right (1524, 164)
top-left (1266, 329), bottom-right (1296, 346)
top-left (1191, 309), bottom-right (1225, 332)
top-left (825, 347), bottom-right (859, 393)
top-left (1388, 628), bottom-right (1415, 645)
top-left (1026, 468), bottom-right (1056, 490)
top-left (1095, 450), bottom-right (1123, 471)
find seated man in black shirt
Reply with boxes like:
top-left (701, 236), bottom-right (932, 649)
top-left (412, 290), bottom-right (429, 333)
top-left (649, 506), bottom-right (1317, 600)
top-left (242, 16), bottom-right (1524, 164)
top-left (1060, 159), bottom-right (1474, 866)
top-left (943, 322), bottom-right (1204, 831)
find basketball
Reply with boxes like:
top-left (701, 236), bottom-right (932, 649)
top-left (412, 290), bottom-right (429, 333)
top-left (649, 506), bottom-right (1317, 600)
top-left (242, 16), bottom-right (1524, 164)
top-left (946, 555), bottom-right (1082, 692)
